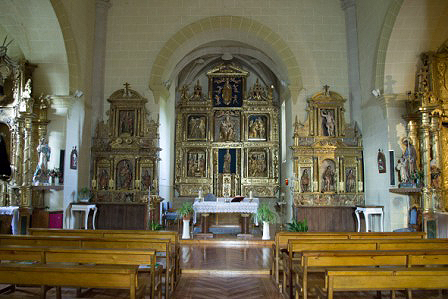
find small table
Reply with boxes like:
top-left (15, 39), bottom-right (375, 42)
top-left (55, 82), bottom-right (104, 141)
top-left (355, 206), bottom-right (384, 232)
top-left (70, 204), bottom-right (97, 229)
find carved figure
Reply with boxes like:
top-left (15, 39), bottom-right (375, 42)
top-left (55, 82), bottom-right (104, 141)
top-left (198, 155), bottom-right (206, 176)
top-left (99, 169), bottom-right (109, 190)
top-left (219, 115), bottom-right (235, 141)
top-left (300, 169), bottom-right (310, 192)
top-left (120, 111), bottom-right (134, 135)
top-left (189, 117), bottom-right (206, 139)
top-left (402, 138), bottom-right (417, 178)
top-left (249, 153), bottom-right (266, 177)
top-left (192, 81), bottom-right (203, 101)
top-left (346, 169), bottom-right (356, 193)
top-left (188, 156), bottom-right (195, 176)
top-left (142, 169), bottom-right (151, 190)
top-left (223, 149), bottom-right (231, 173)
top-left (249, 117), bottom-right (266, 139)
top-left (396, 158), bottom-right (409, 184)
top-left (118, 160), bottom-right (132, 189)
top-left (23, 78), bottom-right (32, 98)
top-left (321, 109), bottom-right (335, 136)
top-left (33, 137), bottom-right (51, 183)
top-left (322, 165), bottom-right (335, 192)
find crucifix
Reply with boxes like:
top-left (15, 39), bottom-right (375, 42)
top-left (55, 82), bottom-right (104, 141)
top-left (123, 82), bottom-right (131, 96)
top-left (323, 84), bottom-right (330, 96)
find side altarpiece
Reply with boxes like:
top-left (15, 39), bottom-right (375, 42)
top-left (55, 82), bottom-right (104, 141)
top-left (175, 64), bottom-right (280, 198)
top-left (291, 87), bottom-right (365, 206)
top-left (91, 85), bottom-right (161, 206)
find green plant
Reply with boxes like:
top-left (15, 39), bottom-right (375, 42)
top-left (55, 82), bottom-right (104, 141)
top-left (286, 219), bottom-right (308, 232)
top-left (256, 203), bottom-right (276, 223)
top-left (78, 187), bottom-right (92, 199)
top-left (177, 202), bottom-right (194, 218)
top-left (149, 221), bottom-right (163, 231)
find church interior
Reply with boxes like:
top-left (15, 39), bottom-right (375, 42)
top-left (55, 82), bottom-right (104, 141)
top-left (0, 0), bottom-right (448, 298)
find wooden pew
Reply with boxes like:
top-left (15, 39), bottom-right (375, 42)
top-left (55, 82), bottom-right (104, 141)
top-left (318, 268), bottom-right (448, 299)
top-left (0, 263), bottom-right (144, 299)
top-left (0, 245), bottom-right (160, 299)
top-left (272, 231), bottom-right (426, 286)
top-left (284, 240), bottom-right (378, 298)
top-left (0, 235), bottom-right (174, 299)
top-left (29, 228), bottom-right (181, 283)
top-left (292, 248), bottom-right (448, 299)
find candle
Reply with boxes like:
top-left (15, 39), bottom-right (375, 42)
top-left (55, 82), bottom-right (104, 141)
top-left (249, 190), bottom-right (253, 199)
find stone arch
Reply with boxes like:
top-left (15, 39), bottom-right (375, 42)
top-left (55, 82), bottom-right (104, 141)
top-left (373, 0), bottom-right (403, 90)
top-left (50, 0), bottom-right (80, 93)
top-left (149, 16), bottom-right (301, 103)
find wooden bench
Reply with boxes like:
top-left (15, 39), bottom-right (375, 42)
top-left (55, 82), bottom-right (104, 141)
top-left (0, 235), bottom-right (173, 299)
top-left (318, 268), bottom-right (448, 299)
top-left (291, 249), bottom-right (448, 299)
top-left (272, 231), bottom-right (426, 286)
top-left (284, 238), bottom-right (448, 298)
top-left (29, 228), bottom-right (181, 283)
top-left (0, 263), bottom-right (144, 299)
top-left (0, 245), bottom-right (161, 299)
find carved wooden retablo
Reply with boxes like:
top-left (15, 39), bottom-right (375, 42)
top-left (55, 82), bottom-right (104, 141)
top-left (290, 86), bottom-right (364, 207)
top-left (175, 64), bottom-right (279, 198)
top-left (91, 84), bottom-right (161, 204)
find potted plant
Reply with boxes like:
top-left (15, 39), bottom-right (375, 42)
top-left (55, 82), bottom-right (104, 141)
top-left (78, 187), bottom-right (92, 203)
top-left (257, 203), bottom-right (276, 240)
top-left (286, 219), bottom-right (309, 232)
top-left (149, 221), bottom-right (163, 231)
top-left (177, 202), bottom-right (194, 239)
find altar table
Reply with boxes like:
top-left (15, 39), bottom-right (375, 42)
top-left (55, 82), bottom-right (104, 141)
top-left (193, 198), bottom-right (259, 226)
top-left (0, 206), bottom-right (19, 235)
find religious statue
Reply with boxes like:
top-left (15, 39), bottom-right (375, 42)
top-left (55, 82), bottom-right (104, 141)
top-left (141, 169), bottom-right (151, 190)
top-left (198, 155), bottom-right (206, 176)
top-left (249, 152), bottom-right (266, 177)
top-left (300, 169), bottom-right (310, 192)
top-left (99, 169), bottom-right (109, 190)
top-left (188, 156), bottom-right (195, 176)
top-left (192, 80), bottom-right (204, 101)
top-left (33, 137), bottom-right (51, 184)
top-left (248, 116), bottom-right (266, 139)
top-left (22, 78), bottom-right (32, 98)
top-left (396, 158), bottom-right (409, 184)
top-left (219, 115), bottom-right (235, 141)
top-left (223, 149), bottom-right (231, 173)
top-left (321, 109), bottom-right (335, 136)
top-left (189, 117), bottom-right (206, 139)
top-left (120, 111), bottom-right (134, 135)
top-left (322, 165), bottom-right (335, 192)
top-left (402, 138), bottom-right (417, 178)
top-left (117, 160), bottom-right (132, 189)
top-left (346, 169), bottom-right (356, 193)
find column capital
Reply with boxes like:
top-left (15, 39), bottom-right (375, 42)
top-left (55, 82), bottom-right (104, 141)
top-left (340, 0), bottom-right (356, 11)
top-left (96, 0), bottom-right (111, 10)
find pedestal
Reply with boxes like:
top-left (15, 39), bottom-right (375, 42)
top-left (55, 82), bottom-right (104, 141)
top-left (262, 221), bottom-right (270, 240)
top-left (182, 219), bottom-right (191, 239)
top-left (237, 213), bottom-right (253, 239)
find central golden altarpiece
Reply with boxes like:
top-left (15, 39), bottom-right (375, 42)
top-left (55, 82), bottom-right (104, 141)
top-left (175, 64), bottom-right (280, 198)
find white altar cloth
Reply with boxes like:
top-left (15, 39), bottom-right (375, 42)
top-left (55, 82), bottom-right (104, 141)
top-left (0, 206), bottom-right (19, 235)
top-left (193, 198), bottom-right (259, 225)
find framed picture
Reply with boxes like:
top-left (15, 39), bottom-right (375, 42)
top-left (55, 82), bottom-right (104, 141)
top-left (186, 114), bottom-right (207, 141)
top-left (377, 149), bottom-right (386, 173)
top-left (214, 111), bottom-right (240, 142)
top-left (118, 110), bottom-right (136, 136)
top-left (186, 149), bottom-right (207, 177)
top-left (70, 146), bottom-right (78, 170)
top-left (248, 114), bottom-right (268, 141)
top-left (247, 149), bottom-right (268, 177)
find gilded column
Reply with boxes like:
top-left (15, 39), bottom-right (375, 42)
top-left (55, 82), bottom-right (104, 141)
top-left (12, 121), bottom-right (23, 186)
top-left (441, 125), bottom-right (448, 211)
top-left (420, 110), bottom-right (432, 213)
top-left (21, 117), bottom-right (33, 208)
top-left (430, 115), bottom-right (442, 210)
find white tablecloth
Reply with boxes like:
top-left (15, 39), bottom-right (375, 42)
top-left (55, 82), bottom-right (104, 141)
top-left (193, 198), bottom-right (259, 225)
top-left (0, 206), bottom-right (19, 235)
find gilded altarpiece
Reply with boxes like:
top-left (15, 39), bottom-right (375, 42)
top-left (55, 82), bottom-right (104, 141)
top-left (291, 87), bottom-right (364, 206)
top-left (175, 64), bottom-right (280, 198)
top-left (91, 85), bottom-right (161, 208)
top-left (404, 44), bottom-right (448, 215)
